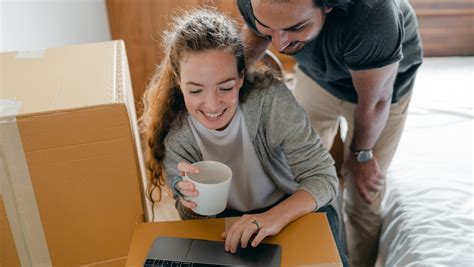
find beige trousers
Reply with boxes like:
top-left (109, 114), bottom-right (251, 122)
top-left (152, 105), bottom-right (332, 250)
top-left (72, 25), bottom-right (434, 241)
top-left (293, 67), bottom-right (411, 267)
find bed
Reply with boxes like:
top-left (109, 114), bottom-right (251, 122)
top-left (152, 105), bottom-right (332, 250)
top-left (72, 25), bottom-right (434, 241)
top-left (378, 57), bottom-right (474, 266)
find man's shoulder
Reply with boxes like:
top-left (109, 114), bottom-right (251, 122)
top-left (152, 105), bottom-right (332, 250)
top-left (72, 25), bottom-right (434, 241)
top-left (358, 0), bottom-right (385, 9)
top-left (346, 0), bottom-right (399, 23)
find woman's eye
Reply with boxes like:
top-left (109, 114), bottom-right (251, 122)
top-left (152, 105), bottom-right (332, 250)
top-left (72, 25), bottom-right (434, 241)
top-left (220, 87), bottom-right (233, 91)
top-left (189, 89), bottom-right (202, 94)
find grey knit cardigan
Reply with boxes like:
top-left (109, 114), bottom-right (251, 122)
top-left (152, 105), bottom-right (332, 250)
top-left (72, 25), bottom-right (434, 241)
top-left (163, 79), bottom-right (338, 219)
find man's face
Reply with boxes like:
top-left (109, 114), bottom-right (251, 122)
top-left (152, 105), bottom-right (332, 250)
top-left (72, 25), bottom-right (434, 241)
top-left (251, 0), bottom-right (331, 55)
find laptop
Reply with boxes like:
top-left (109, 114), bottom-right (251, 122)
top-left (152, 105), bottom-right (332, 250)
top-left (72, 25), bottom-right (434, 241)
top-left (143, 236), bottom-right (281, 266)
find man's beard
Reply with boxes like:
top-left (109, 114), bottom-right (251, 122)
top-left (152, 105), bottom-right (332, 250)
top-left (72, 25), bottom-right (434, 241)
top-left (278, 37), bottom-right (316, 55)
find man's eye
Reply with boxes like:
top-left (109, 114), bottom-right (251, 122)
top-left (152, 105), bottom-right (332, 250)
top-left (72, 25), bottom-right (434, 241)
top-left (290, 26), bottom-right (305, 32)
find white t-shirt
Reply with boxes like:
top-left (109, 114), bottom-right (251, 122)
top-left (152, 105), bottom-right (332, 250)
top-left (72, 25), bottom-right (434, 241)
top-left (188, 108), bottom-right (285, 212)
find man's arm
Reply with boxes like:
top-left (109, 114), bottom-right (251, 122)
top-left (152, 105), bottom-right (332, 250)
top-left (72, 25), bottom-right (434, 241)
top-left (350, 62), bottom-right (398, 150)
top-left (341, 61), bottom-right (399, 204)
top-left (241, 24), bottom-right (271, 67)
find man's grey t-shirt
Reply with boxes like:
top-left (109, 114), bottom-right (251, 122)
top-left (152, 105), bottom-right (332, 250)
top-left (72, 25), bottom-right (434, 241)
top-left (238, 0), bottom-right (423, 103)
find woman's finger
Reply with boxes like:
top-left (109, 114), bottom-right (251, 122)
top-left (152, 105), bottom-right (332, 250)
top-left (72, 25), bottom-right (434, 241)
top-left (221, 231), bottom-right (227, 239)
top-left (250, 227), bottom-right (267, 247)
top-left (240, 221), bottom-right (259, 248)
top-left (228, 225), bottom-right (245, 253)
top-left (224, 217), bottom-right (249, 253)
top-left (224, 226), bottom-right (239, 252)
top-left (176, 181), bottom-right (196, 192)
top-left (180, 189), bottom-right (199, 197)
top-left (179, 198), bottom-right (197, 209)
top-left (177, 162), bottom-right (200, 174)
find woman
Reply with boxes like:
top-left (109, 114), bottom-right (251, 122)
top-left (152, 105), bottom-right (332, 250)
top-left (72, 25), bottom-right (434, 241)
top-left (139, 8), bottom-right (345, 261)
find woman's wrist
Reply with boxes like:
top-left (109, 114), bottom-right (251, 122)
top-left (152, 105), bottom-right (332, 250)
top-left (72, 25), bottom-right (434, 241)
top-left (267, 190), bottom-right (317, 226)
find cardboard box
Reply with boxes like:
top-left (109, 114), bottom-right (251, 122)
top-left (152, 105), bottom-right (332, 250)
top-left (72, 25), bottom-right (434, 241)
top-left (0, 41), bottom-right (149, 266)
top-left (0, 198), bottom-right (20, 266)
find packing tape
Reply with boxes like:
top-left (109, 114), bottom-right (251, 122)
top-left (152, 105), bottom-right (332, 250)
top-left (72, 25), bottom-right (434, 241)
top-left (0, 99), bottom-right (52, 265)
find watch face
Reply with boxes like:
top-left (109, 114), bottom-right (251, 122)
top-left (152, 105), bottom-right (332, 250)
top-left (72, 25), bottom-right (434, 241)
top-left (356, 150), bottom-right (373, 163)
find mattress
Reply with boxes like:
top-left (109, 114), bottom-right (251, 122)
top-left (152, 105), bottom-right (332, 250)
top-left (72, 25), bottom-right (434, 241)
top-left (378, 58), bottom-right (474, 266)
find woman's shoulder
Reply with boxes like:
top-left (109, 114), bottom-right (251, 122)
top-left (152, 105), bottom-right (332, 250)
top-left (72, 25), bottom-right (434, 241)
top-left (244, 70), bottom-right (290, 100)
top-left (163, 116), bottom-right (193, 147)
top-left (261, 79), bottom-right (298, 108)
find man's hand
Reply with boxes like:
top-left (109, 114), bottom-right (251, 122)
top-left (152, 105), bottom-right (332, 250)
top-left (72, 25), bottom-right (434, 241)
top-left (341, 155), bottom-right (384, 204)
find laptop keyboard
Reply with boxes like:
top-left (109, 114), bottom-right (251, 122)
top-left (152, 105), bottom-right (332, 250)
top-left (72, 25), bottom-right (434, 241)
top-left (144, 258), bottom-right (226, 267)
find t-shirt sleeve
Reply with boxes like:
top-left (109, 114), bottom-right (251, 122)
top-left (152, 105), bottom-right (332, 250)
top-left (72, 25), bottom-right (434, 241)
top-left (237, 0), bottom-right (270, 38)
top-left (342, 1), bottom-right (404, 70)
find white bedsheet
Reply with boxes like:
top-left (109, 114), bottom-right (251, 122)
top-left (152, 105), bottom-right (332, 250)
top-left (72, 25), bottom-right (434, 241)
top-left (379, 58), bottom-right (474, 266)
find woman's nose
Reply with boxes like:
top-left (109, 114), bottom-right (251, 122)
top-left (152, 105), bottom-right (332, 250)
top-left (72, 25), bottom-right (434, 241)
top-left (205, 93), bottom-right (220, 110)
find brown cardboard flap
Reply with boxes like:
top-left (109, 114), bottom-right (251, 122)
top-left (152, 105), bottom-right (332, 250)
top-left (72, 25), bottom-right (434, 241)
top-left (0, 196), bottom-right (21, 267)
top-left (1, 41), bottom-right (121, 116)
top-left (17, 104), bottom-right (144, 265)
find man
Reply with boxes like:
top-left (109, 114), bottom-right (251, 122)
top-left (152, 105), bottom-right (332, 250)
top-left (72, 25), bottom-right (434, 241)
top-left (237, 0), bottom-right (423, 266)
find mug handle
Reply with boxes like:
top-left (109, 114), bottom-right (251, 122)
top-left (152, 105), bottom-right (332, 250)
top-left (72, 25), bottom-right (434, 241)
top-left (170, 176), bottom-right (185, 198)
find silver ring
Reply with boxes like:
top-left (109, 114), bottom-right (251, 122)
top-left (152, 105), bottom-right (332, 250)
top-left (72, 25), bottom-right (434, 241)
top-left (251, 220), bottom-right (260, 231)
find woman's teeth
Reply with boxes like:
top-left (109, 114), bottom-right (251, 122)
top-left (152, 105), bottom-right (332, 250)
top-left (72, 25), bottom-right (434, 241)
top-left (204, 110), bottom-right (224, 118)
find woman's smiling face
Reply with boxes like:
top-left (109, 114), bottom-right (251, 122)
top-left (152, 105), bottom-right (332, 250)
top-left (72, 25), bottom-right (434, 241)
top-left (179, 49), bottom-right (243, 131)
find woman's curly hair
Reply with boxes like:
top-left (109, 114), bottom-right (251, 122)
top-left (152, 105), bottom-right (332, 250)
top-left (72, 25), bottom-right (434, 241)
top-left (138, 8), bottom-right (278, 218)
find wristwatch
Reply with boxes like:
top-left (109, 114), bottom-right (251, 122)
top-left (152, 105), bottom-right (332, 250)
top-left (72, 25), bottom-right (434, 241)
top-left (352, 149), bottom-right (374, 163)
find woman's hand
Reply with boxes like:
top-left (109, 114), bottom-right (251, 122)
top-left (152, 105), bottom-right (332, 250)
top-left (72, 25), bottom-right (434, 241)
top-left (220, 212), bottom-right (286, 253)
top-left (220, 190), bottom-right (317, 253)
top-left (175, 162), bottom-right (200, 209)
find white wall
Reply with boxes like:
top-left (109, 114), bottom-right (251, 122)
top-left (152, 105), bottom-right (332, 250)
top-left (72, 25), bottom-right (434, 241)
top-left (0, 0), bottom-right (111, 53)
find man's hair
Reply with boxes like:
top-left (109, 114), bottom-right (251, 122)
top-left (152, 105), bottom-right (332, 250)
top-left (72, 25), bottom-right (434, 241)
top-left (313, 0), bottom-right (353, 11)
top-left (261, 0), bottom-right (352, 11)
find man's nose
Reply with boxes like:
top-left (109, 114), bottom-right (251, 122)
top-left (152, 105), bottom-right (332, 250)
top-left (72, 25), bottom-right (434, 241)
top-left (271, 31), bottom-right (290, 52)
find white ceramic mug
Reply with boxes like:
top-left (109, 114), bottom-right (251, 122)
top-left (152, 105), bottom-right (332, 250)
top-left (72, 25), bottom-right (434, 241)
top-left (184, 161), bottom-right (232, 216)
